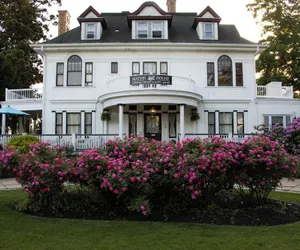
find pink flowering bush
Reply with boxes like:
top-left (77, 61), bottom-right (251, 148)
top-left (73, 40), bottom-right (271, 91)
top-left (2, 135), bottom-right (298, 219)
top-left (236, 136), bottom-right (297, 204)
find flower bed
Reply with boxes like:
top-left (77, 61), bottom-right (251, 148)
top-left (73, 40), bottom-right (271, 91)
top-left (0, 136), bottom-right (299, 225)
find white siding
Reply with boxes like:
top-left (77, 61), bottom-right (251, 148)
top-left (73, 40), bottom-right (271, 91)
top-left (214, 23), bottom-right (218, 40)
top-left (196, 23), bottom-right (203, 39)
top-left (85, 12), bottom-right (98, 18)
top-left (138, 6), bottom-right (162, 16)
top-left (202, 11), bottom-right (215, 18)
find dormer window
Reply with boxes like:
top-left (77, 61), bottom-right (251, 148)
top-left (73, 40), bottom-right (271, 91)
top-left (203, 23), bottom-right (214, 39)
top-left (86, 23), bottom-right (96, 39)
top-left (136, 21), bottom-right (163, 39)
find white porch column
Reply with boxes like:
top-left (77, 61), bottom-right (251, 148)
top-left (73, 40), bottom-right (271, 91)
top-left (233, 110), bottom-right (238, 134)
top-left (19, 117), bottom-right (23, 134)
top-left (1, 114), bottom-right (6, 134)
top-left (81, 111), bottom-right (85, 134)
top-left (52, 111), bottom-right (56, 134)
top-left (33, 118), bottom-right (37, 134)
top-left (92, 110), bottom-right (96, 134)
top-left (62, 111), bottom-right (67, 134)
top-left (99, 104), bottom-right (104, 134)
top-left (244, 110), bottom-right (248, 133)
top-left (118, 104), bottom-right (124, 138)
top-left (283, 115), bottom-right (287, 128)
top-left (215, 110), bottom-right (219, 134)
top-left (204, 110), bottom-right (209, 133)
top-left (268, 116), bottom-right (272, 130)
top-left (179, 104), bottom-right (185, 140)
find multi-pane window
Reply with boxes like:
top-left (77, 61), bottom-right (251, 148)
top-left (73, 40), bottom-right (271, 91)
top-left (136, 21), bottom-right (163, 39)
top-left (85, 62), bottom-right (93, 86)
top-left (169, 113), bottom-right (177, 138)
top-left (67, 55), bottom-right (82, 86)
top-left (137, 22), bottom-right (148, 38)
top-left (55, 113), bottom-right (63, 134)
top-left (111, 62), bottom-right (118, 74)
top-left (218, 55), bottom-right (233, 86)
top-left (203, 23), bottom-right (214, 39)
top-left (66, 113), bottom-right (81, 134)
top-left (207, 62), bottom-right (215, 86)
top-left (237, 112), bottom-right (244, 134)
top-left (208, 112), bottom-right (215, 134)
top-left (152, 22), bottom-right (163, 38)
top-left (56, 63), bottom-right (64, 86)
top-left (85, 113), bottom-right (92, 134)
top-left (264, 115), bottom-right (292, 129)
top-left (219, 112), bottom-right (233, 134)
top-left (129, 113), bottom-right (137, 136)
top-left (160, 62), bottom-right (168, 75)
top-left (143, 62), bottom-right (157, 74)
top-left (86, 23), bottom-right (96, 39)
top-left (132, 62), bottom-right (140, 75)
top-left (236, 63), bottom-right (243, 86)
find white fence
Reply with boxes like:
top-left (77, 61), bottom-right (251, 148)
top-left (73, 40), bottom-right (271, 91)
top-left (256, 86), bottom-right (293, 99)
top-left (184, 133), bottom-right (258, 143)
top-left (0, 134), bottom-right (120, 151)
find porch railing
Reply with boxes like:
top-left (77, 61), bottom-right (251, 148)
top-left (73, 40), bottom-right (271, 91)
top-left (256, 85), bottom-right (293, 99)
top-left (0, 134), bottom-right (120, 151)
top-left (184, 133), bottom-right (258, 143)
top-left (5, 88), bottom-right (43, 101)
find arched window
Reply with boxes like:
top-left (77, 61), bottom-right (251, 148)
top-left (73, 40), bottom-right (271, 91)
top-left (218, 55), bottom-right (232, 86)
top-left (67, 55), bottom-right (82, 86)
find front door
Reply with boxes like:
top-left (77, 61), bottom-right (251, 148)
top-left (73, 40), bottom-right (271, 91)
top-left (144, 114), bottom-right (162, 141)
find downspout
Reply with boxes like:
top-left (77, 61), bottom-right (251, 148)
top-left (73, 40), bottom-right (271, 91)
top-left (254, 45), bottom-right (260, 129)
top-left (41, 45), bottom-right (46, 134)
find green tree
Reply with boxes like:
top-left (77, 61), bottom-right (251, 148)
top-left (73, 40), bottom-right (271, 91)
top-left (0, 0), bottom-right (61, 101)
top-left (247, 0), bottom-right (300, 90)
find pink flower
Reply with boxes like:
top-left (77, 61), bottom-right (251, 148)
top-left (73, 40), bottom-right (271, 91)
top-left (260, 180), bottom-right (266, 185)
top-left (130, 177), bottom-right (135, 182)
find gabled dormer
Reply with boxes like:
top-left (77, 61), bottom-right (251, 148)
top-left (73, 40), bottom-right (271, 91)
top-left (127, 2), bottom-right (172, 40)
top-left (78, 6), bottom-right (107, 41)
top-left (193, 6), bottom-right (221, 41)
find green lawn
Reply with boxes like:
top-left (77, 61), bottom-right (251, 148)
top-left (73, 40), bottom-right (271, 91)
top-left (1, 190), bottom-right (300, 250)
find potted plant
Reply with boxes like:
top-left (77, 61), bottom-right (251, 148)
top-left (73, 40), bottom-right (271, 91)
top-left (190, 110), bottom-right (200, 121)
top-left (101, 109), bottom-right (111, 121)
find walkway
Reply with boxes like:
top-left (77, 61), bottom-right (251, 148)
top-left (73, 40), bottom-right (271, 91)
top-left (1, 178), bottom-right (300, 193)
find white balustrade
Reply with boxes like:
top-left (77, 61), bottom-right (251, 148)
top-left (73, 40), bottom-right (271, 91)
top-left (6, 88), bottom-right (42, 101)
top-left (256, 86), bottom-right (293, 99)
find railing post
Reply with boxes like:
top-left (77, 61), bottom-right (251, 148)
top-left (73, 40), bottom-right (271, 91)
top-left (72, 133), bottom-right (76, 149)
top-left (5, 88), bottom-right (8, 101)
top-left (228, 132), bottom-right (233, 142)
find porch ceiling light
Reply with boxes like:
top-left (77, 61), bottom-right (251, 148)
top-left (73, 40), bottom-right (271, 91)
top-left (149, 107), bottom-right (156, 115)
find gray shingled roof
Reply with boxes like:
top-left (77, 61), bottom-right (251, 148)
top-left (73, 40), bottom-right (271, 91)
top-left (43, 13), bottom-right (254, 44)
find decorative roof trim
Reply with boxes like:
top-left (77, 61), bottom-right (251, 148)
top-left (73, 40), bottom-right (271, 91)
top-left (131, 1), bottom-right (169, 16)
top-left (198, 6), bottom-right (221, 19)
top-left (127, 1), bottom-right (173, 27)
top-left (78, 6), bottom-right (102, 19)
top-left (77, 17), bottom-right (107, 29)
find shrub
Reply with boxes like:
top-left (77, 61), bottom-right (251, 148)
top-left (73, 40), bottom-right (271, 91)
top-left (7, 135), bottom-right (40, 153)
top-left (236, 136), bottom-right (297, 204)
top-left (284, 117), bottom-right (300, 155)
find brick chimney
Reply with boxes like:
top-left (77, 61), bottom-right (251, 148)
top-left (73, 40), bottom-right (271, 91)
top-left (58, 10), bottom-right (71, 35)
top-left (167, 0), bottom-right (176, 12)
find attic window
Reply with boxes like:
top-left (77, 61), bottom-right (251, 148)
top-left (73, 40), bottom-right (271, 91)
top-left (86, 23), bottom-right (96, 39)
top-left (203, 23), bottom-right (214, 39)
top-left (136, 21), bottom-right (163, 39)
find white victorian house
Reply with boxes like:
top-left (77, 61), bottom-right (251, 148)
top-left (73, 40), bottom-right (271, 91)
top-left (1, 1), bottom-right (299, 148)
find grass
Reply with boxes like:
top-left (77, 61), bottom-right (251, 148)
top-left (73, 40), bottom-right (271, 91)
top-left (0, 190), bottom-right (300, 250)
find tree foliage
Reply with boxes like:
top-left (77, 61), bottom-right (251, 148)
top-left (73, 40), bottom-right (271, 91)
top-left (0, 0), bottom-right (61, 101)
top-left (247, 0), bottom-right (300, 90)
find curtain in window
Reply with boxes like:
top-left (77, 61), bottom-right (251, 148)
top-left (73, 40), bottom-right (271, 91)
top-left (218, 55), bottom-right (232, 86)
top-left (204, 23), bottom-right (213, 38)
top-left (56, 63), bottom-right (64, 86)
top-left (143, 62), bottom-right (157, 74)
top-left (152, 22), bottom-right (162, 38)
top-left (169, 113), bottom-right (176, 138)
top-left (67, 113), bottom-right (81, 134)
top-left (85, 113), bottom-right (92, 134)
top-left (129, 113), bottom-right (137, 136)
top-left (219, 112), bottom-right (233, 134)
top-left (137, 22), bottom-right (148, 38)
top-left (67, 55), bottom-right (82, 86)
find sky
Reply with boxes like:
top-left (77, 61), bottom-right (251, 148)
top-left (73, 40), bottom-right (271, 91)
top-left (49, 0), bottom-right (262, 42)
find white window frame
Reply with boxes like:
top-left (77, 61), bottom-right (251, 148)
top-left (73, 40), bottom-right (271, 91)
top-left (86, 23), bottom-right (96, 39)
top-left (203, 23), bottom-right (214, 40)
top-left (136, 21), bottom-right (163, 39)
top-left (263, 115), bottom-right (292, 129)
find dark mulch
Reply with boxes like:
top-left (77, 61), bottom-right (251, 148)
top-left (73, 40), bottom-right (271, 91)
top-left (18, 191), bottom-right (300, 226)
